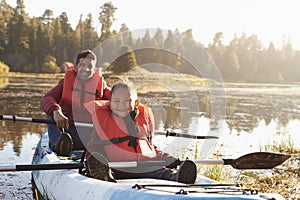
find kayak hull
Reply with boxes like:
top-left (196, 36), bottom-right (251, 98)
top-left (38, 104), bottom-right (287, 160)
top-left (31, 133), bottom-right (285, 200)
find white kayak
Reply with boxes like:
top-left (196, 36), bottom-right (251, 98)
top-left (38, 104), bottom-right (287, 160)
top-left (31, 133), bottom-right (285, 200)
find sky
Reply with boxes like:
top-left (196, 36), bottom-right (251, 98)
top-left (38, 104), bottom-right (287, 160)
top-left (6, 0), bottom-right (300, 50)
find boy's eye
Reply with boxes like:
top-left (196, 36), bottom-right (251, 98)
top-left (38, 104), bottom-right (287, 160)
top-left (112, 100), bottom-right (131, 104)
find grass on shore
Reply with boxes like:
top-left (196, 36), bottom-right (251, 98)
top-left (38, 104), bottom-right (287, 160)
top-left (201, 134), bottom-right (300, 199)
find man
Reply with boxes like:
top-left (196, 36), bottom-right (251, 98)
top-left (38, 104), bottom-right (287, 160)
top-left (84, 82), bottom-right (197, 184)
top-left (41, 49), bottom-right (110, 156)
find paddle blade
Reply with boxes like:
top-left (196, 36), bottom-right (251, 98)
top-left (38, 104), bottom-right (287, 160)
top-left (232, 152), bottom-right (291, 169)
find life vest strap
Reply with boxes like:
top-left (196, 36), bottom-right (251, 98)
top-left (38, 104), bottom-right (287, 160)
top-left (94, 135), bottom-right (147, 146)
top-left (73, 87), bottom-right (99, 97)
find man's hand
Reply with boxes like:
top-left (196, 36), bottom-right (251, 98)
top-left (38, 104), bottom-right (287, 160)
top-left (161, 153), bottom-right (181, 169)
top-left (53, 110), bottom-right (69, 128)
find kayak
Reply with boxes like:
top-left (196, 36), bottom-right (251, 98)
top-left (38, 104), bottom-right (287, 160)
top-left (31, 133), bottom-right (285, 200)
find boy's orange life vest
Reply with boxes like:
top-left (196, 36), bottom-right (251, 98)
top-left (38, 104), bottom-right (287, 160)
top-left (60, 67), bottom-right (104, 122)
top-left (84, 101), bottom-right (157, 162)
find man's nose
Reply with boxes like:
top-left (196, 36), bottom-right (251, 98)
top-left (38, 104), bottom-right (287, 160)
top-left (83, 66), bottom-right (91, 71)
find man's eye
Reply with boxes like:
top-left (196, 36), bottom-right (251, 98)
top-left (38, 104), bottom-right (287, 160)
top-left (79, 63), bottom-right (92, 69)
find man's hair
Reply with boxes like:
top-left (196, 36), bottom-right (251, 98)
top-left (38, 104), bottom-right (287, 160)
top-left (75, 49), bottom-right (96, 65)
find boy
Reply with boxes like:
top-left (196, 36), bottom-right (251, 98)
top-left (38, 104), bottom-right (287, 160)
top-left (84, 82), bottom-right (197, 184)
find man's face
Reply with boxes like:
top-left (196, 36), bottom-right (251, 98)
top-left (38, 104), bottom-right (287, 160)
top-left (76, 58), bottom-right (96, 80)
top-left (110, 87), bottom-right (136, 117)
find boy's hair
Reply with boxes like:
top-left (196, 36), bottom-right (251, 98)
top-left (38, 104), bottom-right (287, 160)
top-left (75, 49), bottom-right (96, 65)
top-left (110, 81), bottom-right (138, 100)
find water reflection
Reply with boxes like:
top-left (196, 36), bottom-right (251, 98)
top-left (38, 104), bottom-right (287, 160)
top-left (141, 85), bottom-right (300, 136)
top-left (1, 77), bottom-right (300, 154)
top-left (0, 76), bottom-right (60, 154)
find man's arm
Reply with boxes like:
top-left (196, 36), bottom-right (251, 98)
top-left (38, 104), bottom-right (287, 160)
top-left (102, 80), bottom-right (111, 100)
top-left (40, 79), bottom-right (64, 115)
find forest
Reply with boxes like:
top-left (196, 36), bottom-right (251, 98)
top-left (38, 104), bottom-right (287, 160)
top-left (1, 0), bottom-right (300, 83)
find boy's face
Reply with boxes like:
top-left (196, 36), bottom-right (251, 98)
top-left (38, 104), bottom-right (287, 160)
top-left (76, 58), bottom-right (96, 80)
top-left (110, 87), bottom-right (136, 117)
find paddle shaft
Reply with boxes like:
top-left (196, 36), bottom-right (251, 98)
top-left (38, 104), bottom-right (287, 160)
top-left (0, 161), bottom-right (166, 171)
top-left (0, 115), bottom-right (92, 128)
top-left (155, 130), bottom-right (218, 139)
top-left (195, 159), bottom-right (233, 165)
top-left (0, 163), bottom-right (84, 171)
top-left (0, 115), bottom-right (217, 139)
top-left (0, 160), bottom-right (233, 171)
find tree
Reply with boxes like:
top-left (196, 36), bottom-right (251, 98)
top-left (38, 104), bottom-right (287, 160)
top-left (59, 12), bottom-right (77, 62)
top-left (152, 28), bottom-right (164, 48)
top-left (258, 42), bottom-right (282, 83)
top-left (27, 17), bottom-right (41, 72)
top-left (52, 17), bottom-right (65, 67)
top-left (0, 1), bottom-right (7, 53)
top-left (119, 23), bottom-right (134, 47)
top-left (280, 39), bottom-right (296, 82)
top-left (163, 30), bottom-right (182, 71)
top-left (42, 9), bottom-right (53, 24)
top-left (38, 10), bottom-right (54, 66)
top-left (220, 46), bottom-right (240, 80)
top-left (208, 32), bottom-right (226, 78)
top-left (74, 15), bottom-right (84, 54)
top-left (99, 2), bottom-right (117, 42)
top-left (81, 14), bottom-right (98, 50)
top-left (5, 0), bottom-right (30, 70)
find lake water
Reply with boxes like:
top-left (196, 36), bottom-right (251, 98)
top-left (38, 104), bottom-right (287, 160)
top-left (0, 76), bottom-right (299, 199)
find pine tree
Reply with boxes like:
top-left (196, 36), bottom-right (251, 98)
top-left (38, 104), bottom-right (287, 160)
top-left (5, 0), bottom-right (30, 71)
top-left (99, 2), bottom-right (117, 42)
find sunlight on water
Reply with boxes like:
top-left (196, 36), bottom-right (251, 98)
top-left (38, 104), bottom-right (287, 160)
top-left (287, 120), bottom-right (300, 147)
top-left (153, 114), bottom-right (300, 160)
top-left (0, 133), bottom-right (40, 199)
top-left (0, 133), bottom-right (40, 163)
top-left (213, 119), bottom-right (300, 157)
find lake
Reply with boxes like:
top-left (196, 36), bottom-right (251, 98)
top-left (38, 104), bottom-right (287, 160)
top-left (0, 75), bottom-right (299, 199)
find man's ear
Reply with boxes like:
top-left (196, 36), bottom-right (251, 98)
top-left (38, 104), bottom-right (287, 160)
top-left (135, 99), bottom-right (140, 107)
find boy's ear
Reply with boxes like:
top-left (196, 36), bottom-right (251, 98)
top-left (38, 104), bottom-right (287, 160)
top-left (135, 99), bottom-right (140, 107)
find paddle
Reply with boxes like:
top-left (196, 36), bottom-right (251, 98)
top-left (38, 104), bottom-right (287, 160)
top-left (0, 161), bottom-right (166, 171)
top-left (0, 114), bottom-right (218, 139)
top-left (195, 152), bottom-right (291, 169)
top-left (154, 130), bottom-right (218, 139)
top-left (0, 152), bottom-right (290, 171)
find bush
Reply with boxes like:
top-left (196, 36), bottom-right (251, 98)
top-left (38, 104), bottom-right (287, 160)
top-left (109, 46), bottom-right (138, 74)
top-left (41, 55), bottom-right (61, 73)
top-left (0, 61), bottom-right (10, 75)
